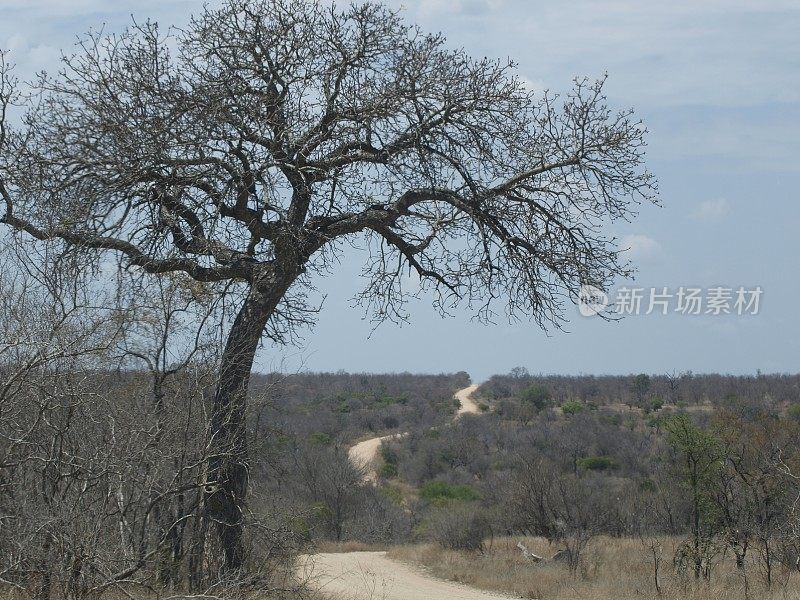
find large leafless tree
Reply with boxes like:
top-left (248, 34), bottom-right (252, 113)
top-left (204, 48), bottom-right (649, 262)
top-left (0, 0), bottom-right (656, 570)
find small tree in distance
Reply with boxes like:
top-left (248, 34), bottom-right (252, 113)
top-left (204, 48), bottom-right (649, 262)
top-left (0, 0), bottom-right (657, 572)
top-left (520, 383), bottom-right (552, 411)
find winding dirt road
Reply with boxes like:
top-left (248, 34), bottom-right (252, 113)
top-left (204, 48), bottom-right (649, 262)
top-left (301, 551), bottom-right (514, 600)
top-left (455, 383), bottom-right (481, 416)
top-left (347, 432), bottom-right (405, 483)
top-left (307, 384), bottom-right (506, 600)
top-left (347, 383), bottom-right (481, 481)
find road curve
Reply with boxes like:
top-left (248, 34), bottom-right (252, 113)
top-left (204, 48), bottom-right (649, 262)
top-left (455, 383), bottom-right (481, 416)
top-left (300, 551), bottom-right (515, 600)
top-left (306, 385), bottom-right (500, 599)
top-left (347, 432), bottom-right (406, 483)
top-left (348, 384), bottom-right (481, 481)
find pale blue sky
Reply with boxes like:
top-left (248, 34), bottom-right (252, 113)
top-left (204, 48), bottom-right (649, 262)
top-left (2, 0), bottom-right (798, 380)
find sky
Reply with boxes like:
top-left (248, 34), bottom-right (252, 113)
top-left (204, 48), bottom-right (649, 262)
top-left (1, 0), bottom-right (798, 381)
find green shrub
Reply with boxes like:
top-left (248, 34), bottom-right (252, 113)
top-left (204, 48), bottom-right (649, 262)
top-left (518, 384), bottom-right (551, 410)
top-left (380, 444), bottom-right (398, 465)
top-left (577, 455), bottom-right (618, 472)
top-left (788, 404), bottom-right (800, 421)
top-left (311, 501), bottom-right (331, 519)
top-left (308, 431), bottom-right (331, 445)
top-left (419, 481), bottom-right (480, 504)
top-left (379, 462), bottom-right (398, 478)
top-left (288, 516), bottom-right (311, 540)
top-left (376, 394), bottom-right (408, 406)
top-left (379, 485), bottom-right (403, 505)
top-left (561, 401), bottom-right (586, 415)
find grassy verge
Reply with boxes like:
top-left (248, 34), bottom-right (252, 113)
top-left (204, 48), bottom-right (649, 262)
top-left (387, 536), bottom-right (800, 600)
top-left (313, 540), bottom-right (390, 554)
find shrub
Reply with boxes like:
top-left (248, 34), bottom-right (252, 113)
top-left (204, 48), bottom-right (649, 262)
top-left (308, 431), bottom-right (332, 445)
top-left (639, 479), bottom-right (657, 493)
top-left (380, 444), bottom-right (399, 465)
top-left (311, 501), bottom-right (331, 520)
top-left (377, 394), bottom-right (409, 406)
top-left (379, 485), bottom-right (404, 506)
top-left (382, 415), bottom-right (400, 429)
top-left (561, 401), bottom-right (586, 415)
top-left (599, 412), bottom-right (623, 427)
top-left (419, 481), bottom-right (480, 504)
top-left (379, 462), bottom-right (398, 478)
top-left (426, 505), bottom-right (491, 551)
top-left (518, 384), bottom-right (551, 410)
top-left (577, 455), bottom-right (618, 471)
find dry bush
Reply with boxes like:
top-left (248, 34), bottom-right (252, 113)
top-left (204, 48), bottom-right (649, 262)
top-left (425, 505), bottom-right (491, 552)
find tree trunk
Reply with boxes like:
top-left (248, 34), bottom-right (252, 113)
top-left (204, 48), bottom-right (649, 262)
top-left (203, 281), bottom-right (287, 573)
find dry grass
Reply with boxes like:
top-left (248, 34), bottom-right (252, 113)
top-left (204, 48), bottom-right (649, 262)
top-left (313, 540), bottom-right (390, 553)
top-left (387, 536), bottom-right (800, 600)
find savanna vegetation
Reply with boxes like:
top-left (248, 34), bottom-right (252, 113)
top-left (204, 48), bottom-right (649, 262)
top-left (1, 237), bottom-right (798, 600)
top-left (2, 0), bottom-right (780, 599)
top-left (0, 0), bottom-right (656, 589)
top-left (369, 370), bottom-right (800, 599)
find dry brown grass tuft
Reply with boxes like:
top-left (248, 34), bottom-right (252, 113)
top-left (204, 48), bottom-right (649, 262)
top-left (387, 536), bottom-right (800, 600)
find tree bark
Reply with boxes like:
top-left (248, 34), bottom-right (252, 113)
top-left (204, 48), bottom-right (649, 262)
top-left (203, 277), bottom-right (289, 572)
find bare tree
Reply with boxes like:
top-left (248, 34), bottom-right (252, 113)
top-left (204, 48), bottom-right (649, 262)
top-left (0, 0), bottom-right (656, 570)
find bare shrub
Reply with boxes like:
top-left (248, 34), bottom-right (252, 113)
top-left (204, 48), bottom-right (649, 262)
top-left (427, 505), bottom-right (491, 552)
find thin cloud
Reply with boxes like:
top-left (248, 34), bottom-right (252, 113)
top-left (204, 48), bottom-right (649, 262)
top-left (416, 0), bottom-right (503, 18)
top-left (691, 198), bottom-right (730, 221)
top-left (621, 234), bottom-right (662, 261)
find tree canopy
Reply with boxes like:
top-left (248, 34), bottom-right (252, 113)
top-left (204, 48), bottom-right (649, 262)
top-left (0, 0), bottom-right (655, 332)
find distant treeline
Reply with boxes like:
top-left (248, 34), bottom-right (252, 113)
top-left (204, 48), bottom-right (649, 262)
top-left (250, 371), bottom-right (470, 443)
top-left (478, 369), bottom-right (800, 407)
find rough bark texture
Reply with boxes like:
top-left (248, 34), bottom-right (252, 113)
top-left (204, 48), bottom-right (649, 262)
top-left (205, 269), bottom-right (297, 570)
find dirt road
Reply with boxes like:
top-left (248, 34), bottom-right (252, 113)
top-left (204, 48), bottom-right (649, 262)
top-left (347, 384), bottom-right (481, 481)
top-left (300, 551), bottom-right (515, 600)
top-left (307, 385), bottom-right (500, 598)
top-left (301, 385), bottom-right (500, 600)
top-left (347, 432), bottom-right (405, 483)
top-left (455, 383), bottom-right (481, 416)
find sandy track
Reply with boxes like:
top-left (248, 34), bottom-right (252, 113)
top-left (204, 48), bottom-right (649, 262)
top-left (306, 385), bottom-right (498, 598)
top-left (347, 433), bottom-right (405, 483)
top-left (455, 383), bottom-right (481, 416)
top-left (348, 384), bottom-right (481, 481)
top-left (300, 551), bottom-right (515, 600)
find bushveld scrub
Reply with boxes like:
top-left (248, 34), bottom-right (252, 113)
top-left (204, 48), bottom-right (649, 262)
top-left (388, 536), bottom-right (800, 600)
